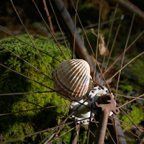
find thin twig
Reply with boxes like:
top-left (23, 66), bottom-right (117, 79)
top-left (102, 4), bottom-right (118, 70)
top-left (96, 30), bottom-right (144, 84)
top-left (115, 14), bottom-right (135, 99)
top-left (43, 0), bottom-right (55, 36)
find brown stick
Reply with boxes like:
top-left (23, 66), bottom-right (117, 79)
top-left (43, 0), bottom-right (55, 35)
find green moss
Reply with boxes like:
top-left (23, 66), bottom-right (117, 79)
top-left (128, 59), bottom-right (144, 86)
top-left (0, 34), bottom-right (72, 143)
top-left (55, 125), bottom-right (72, 143)
top-left (120, 57), bottom-right (144, 92)
top-left (118, 105), bottom-right (144, 130)
top-left (120, 85), bottom-right (133, 94)
top-left (79, 126), bottom-right (87, 144)
top-left (115, 55), bottom-right (144, 132)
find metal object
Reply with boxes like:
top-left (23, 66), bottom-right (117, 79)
top-left (94, 94), bottom-right (119, 144)
top-left (88, 87), bottom-right (126, 143)
top-left (88, 86), bottom-right (115, 116)
top-left (114, 114), bottom-right (127, 144)
top-left (70, 89), bottom-right (122, 144)
top-left (70, 99), bottom-right (93, 125)
top-left (89, 87), bottom-right (107, 111)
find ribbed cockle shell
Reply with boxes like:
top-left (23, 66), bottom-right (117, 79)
top-left (53, 59), bottom-right (91, 101)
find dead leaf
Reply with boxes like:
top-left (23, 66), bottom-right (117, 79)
top-left (98, 33), bottom-right (109, 56)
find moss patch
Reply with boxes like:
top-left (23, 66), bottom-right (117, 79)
top-left (0, 34), bottom-right (72, 143)
top-left (118, 105), bottom-right (144, 130)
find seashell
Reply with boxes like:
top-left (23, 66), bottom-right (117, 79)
top-left (53, 59), bottom-right (91, 101)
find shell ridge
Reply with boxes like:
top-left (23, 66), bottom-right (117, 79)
top-left (57, 60), bottom-right (84, 87)
top-left (69, 63), bottom-right (85, 87)
top-left (74, 76), bottom-right (87, 98)
top-left (78, 76), bottom-right (89, 97)
top-left (69, 61), bottom-right (88, 85)
top-left (56, 60), bottom-right (83, 84)
top-left (70, 65), bottom-right (87, 90)
top-left (73, 69), bottom-right (89, 96)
